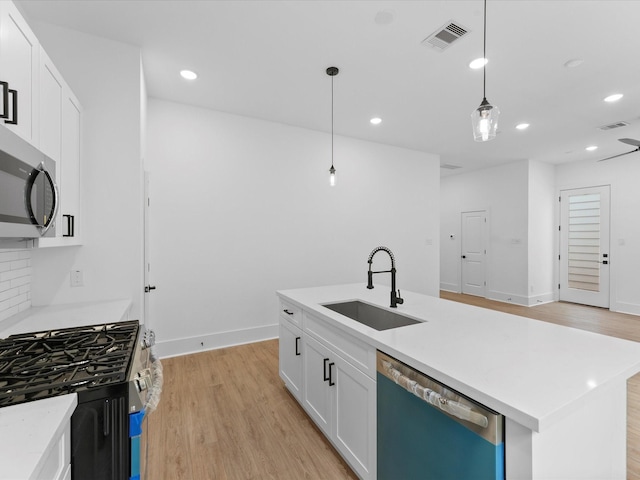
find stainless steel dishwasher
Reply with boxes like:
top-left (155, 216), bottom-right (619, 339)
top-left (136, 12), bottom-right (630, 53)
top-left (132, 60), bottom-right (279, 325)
top-left (377, 351), bottom-right (505, 480)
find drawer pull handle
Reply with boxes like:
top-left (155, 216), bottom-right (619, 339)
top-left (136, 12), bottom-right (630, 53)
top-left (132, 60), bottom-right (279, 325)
top-left (328, 362), bottom-right (335, 386)
top-left (283, 309), bottom-right (294, 316)
top-left (323, 358), bottom-right (330, 382)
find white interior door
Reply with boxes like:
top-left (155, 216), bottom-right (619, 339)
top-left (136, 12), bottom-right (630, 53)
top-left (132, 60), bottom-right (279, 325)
top-left (461, 211), bottom-right (487, 297)
top-left (559, 186), bottom-right (610, 308)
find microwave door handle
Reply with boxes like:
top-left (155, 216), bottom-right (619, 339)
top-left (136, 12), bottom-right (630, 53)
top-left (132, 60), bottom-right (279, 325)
top-left (39, 171), bottom-right (59, 236)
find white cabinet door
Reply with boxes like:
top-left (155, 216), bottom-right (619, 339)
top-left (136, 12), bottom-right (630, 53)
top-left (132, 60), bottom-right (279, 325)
top-left (37, 81), bottom-right (82, 247)
top-left (39, 48), bottom-right (63, 162)
top-left (302, 334), bottom-right (333, 438)
top-left (60, 88), bottom-right (81, 241)
top-left (334, 355), bottom-right (376, 479)
top-left (279, 319), bottom-right (303, 401)
top-left (0, 1), bottom-right (39, 145)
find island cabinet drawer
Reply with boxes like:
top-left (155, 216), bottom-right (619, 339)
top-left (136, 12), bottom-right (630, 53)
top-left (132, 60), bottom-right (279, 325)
top-left (280, 300), bottom-right (302, 327)
top-left (304, 311), bottom-right (376, 378)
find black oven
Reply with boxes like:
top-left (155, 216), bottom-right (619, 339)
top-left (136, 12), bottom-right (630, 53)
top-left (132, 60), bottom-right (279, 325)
top-left (0, 320), bottom-right (160, 480)
top-left (0, 125), bottom-right (58, 239)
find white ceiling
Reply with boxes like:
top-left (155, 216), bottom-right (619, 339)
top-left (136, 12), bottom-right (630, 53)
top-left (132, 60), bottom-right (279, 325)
top-left (17, 0), bottom-right (640, 175)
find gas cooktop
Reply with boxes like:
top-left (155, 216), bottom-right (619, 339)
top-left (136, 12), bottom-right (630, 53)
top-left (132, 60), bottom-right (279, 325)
top-left (0, 320), bottom-right (139, 407)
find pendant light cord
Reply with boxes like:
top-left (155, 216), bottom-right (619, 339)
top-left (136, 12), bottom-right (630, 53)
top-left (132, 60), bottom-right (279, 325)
top-left (331, 74), bottom-right (334, 169)
top-left (483, 0), bottom-right (487, 99)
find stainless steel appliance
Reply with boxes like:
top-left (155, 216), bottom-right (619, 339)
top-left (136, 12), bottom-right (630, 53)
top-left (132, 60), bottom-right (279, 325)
top-left (0, 125), bottom-right (58, 238)
top-left (0, 320), bottom-right (160, 480)
top-left (377, 351), bottom-right (505, 479)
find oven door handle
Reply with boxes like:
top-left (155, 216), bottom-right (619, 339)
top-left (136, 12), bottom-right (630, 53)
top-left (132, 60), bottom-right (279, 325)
top-left (103, 399), bottom-right (110, 436)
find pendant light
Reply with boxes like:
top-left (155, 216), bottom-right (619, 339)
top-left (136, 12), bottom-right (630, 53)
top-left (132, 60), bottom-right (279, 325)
top-left (327, 66), bottom-right (339, 186)
top-left (471, 0), bottom-right (500, 142)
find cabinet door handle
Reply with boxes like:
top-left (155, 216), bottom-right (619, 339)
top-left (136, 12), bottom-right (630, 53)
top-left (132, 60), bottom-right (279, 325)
top-left (4, 88), bottom-right (17, 125)
top-left (323, 358), bottom-right (330, 382)
top-left (295, 336), bottom-right (301, 356)
top-left (63, 214), bottom-right (75, 237)
top-left (328, 362), bottom-right (335, 386)
top-left (283, 309), bottom-right (294, 316)
top-left (0, 81), bottom-right (8, 119)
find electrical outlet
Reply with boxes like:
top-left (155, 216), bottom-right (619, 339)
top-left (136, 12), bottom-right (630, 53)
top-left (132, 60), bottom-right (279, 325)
top-left (70, 270), bottom-right (83, 287)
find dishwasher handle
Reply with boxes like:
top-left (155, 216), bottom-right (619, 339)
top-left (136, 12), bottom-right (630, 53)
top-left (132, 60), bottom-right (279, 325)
top-left (381, 360), bottom-right (489, 428)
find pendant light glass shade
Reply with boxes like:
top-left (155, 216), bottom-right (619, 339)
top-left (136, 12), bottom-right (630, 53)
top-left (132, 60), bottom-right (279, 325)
top-left (471, 97), bottom-right (500, 142)
top-left (329, 165), bottom-right (336, 186)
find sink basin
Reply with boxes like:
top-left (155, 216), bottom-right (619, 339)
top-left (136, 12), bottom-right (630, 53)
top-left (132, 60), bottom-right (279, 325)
top-left (322, 301), bottom-right (422, 331)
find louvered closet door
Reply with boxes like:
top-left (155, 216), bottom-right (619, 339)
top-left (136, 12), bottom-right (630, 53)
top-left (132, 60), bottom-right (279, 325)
top-left (559, 186), bottom-right (610, 308)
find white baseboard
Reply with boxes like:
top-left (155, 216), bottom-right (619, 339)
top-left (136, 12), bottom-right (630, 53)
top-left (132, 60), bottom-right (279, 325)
top-left (611, 302), bottom-right (640, 316)
top-left (526, 292), bottom-right (555, 307)
top-left (440, 282), bottom-right (459, 293)
top-left (486, 290), bottom-right (530, 306)
top-left (154, 324), bottom-right (279, 359)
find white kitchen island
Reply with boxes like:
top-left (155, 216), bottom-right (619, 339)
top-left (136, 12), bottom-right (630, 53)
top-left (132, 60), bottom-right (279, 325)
top-left (277, 283), bottom-right (640, 479)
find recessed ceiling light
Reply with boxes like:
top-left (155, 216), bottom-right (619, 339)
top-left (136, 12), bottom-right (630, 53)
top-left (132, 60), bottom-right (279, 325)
top-left (515, 123), bottom-right (530, 130)
top-left (585, 145), bottom-right (598, 151)
top-left (604, 93), bottom-right (623, 103)
top-left (469, 57), bottom-right (487, 69)
top-left (563, 58), bottom-right (584, 68)
top-left (374, 9), bottom-right (395, 25)
top-left (180, 70), bottom-right (198, 80)
top-left (370, 117), bottom-right (382, 125)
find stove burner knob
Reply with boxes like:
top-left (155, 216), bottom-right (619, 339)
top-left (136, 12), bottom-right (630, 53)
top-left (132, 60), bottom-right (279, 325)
top-left (136, 378), bottom-right (148, 392)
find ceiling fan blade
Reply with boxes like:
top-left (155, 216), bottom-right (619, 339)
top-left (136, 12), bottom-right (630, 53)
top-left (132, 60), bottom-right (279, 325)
top-left (618, 138), bottom-right (640, 147)
top-left (597, 148), bottom-right (640, 162)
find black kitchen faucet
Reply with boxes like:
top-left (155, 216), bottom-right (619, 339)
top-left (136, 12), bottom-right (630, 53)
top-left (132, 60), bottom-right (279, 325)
top-left (367, 246), bottom-right (404, 308)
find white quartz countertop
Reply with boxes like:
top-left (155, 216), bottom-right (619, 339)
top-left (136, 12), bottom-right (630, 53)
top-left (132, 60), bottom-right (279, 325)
top-left (0, 299), bottom-right (133, 338)
top-left (0, 394), bottom-right (77, 480)
top-left (277, 283), bottom-right (640, 432)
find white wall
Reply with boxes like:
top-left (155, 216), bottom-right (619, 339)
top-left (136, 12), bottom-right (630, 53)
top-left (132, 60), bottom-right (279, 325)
top-left (146, 99), bottom-right (440, 357)
top-left (440, 160), bottom-right (530, 304)
top-left (528, 161), bottom-right (556, 304)
top-left (556, 155), bottom-right (640, 314)
top-left (26, 23), bottom-right (145, 319)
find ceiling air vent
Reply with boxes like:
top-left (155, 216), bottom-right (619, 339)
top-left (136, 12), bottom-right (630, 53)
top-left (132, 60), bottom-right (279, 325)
top-left (422, 21), bottom-right (470, 52)
top-left (598, 121), bottom-right (629, 131)
top-left (440, 164), bottom-right (462, 170)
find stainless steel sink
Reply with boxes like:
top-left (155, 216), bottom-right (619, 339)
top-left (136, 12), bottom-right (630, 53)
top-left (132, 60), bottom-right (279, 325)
top-left (322, 301), bottom-right (422, 331)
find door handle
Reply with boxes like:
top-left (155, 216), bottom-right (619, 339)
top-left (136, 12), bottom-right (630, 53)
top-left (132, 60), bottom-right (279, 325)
top-left (295, 336), bottom-right (301, 356)
top-left (144, 285), bottom-right (156, 293)
top-left (323, 358), bottom-right (330, 382)
top-left (461, 255), bottom-right (466, 259)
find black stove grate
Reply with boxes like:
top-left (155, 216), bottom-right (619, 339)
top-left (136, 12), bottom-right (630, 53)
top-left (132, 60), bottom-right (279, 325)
top-left (0, 320), bottom-right (139, 407)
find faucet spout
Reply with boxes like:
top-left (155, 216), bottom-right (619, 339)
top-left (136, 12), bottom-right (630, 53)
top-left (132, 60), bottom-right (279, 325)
top-left (366, 246), bottom-right (404, 308)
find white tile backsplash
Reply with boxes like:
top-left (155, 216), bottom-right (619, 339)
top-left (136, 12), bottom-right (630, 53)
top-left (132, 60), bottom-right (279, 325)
top-left (0, 249), bottom-right (31, 321)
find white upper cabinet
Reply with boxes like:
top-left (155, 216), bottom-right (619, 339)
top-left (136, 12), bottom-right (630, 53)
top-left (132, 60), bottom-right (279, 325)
top-left (0, 0), bottom-right (86, 248)
top-left (0, 0), bottom-right (39, 146)
top-left (37, 51), bottom-right (82, 248)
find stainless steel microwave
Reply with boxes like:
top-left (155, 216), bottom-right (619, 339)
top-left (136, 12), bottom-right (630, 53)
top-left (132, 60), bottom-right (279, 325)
top-left (0, 126), bottom-right (58, 238)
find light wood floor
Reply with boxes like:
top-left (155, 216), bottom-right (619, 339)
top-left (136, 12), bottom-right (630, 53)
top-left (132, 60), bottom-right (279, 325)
top-left (145, 294), bottom-right (640, 479)
top-left (144, 339), bottom-right (358, 480)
